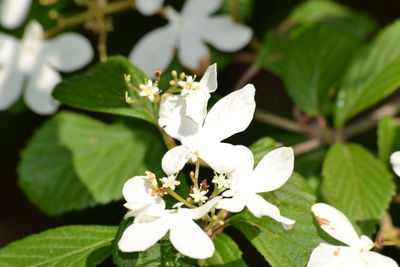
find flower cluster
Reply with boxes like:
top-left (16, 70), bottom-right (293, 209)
top-left (118, 64), bottom-right (296, 259)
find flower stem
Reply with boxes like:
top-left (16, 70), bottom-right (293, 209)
top-left (166, 188), bottom-right (196, 208)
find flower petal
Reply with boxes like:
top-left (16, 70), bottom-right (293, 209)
top-left (200, 143), bottom-right (243, 174)
top-left (365, 251), bottom-right (398, 267)
top-left (24, 64), bottom-right (60, 114)
top-left (169, 216), bottom-right (214, 259)
top-left (245, 193), bottom-right (295, 229)
top-left (178, 29), bottom-right (209, 71)
top-left (123, 176), bottom-right (165, 210)
top-left (197, 16), bottom-right (252, 52)
top-left (17, 21), bottom-right (44, 74)
top-left (216, 194), bottom-right (246, 213)
top-left (136, 0), bottom-right (164, 16)
top-left (118, 217), bottom-right (169, 252)
top-left (311, 203), bottom-right (361, 247)
top-left (390, 151), bottom-right (400, 177)
top-left (0, 66), bottom-right (24, 111)
top-left (202, 84), bottom-right (256, 143)
top-left (129, 25), bottom-right (176, 77)
top-left (307, 243), bottom-right (364, 267)
top-left (199, 63), bottom-right (217, 93)
top-left (161, 145), bottom-right (192, 175)
top-left (45, 33), bottom-right (93, 72)
top-left (158, 94), bottom-right (201, 141)
top-left (0, 0), bottom-right (31, 29)
top-left (227, 145), bottom-right (254, 190)
top-left (182, 0), bottom-right (221, 17)
top-left (185, 89), bottom-right (210, 124)
top-left (250, 147), bottom-right (294, 193)
top-left (181, 196), bottom-right (221, 219)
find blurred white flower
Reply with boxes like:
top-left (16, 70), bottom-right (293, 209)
top-left (130, 0), bottom-right (252, 76)
top-left (118, 197), bottom-right (220, 259)
top-left (307, 203), bottom-right (398, 267)
top-left (216, 146), bottom-right (296, 229)
top-left (390, 151), bottom-right (400, 177)
top-left (0, 21), bottom-right (93, 114)
top-left (0, 0), bottom-right (31, 29)
top-left (136, 0), bottom-right (164, 16)
top-left (122, 173), bottom-right (165, 223)
top-left (159, 83), bottom-right (255, 176)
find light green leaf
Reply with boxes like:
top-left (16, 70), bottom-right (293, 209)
top-left (249, 136), bottom-right (277, 165)
top-left (230, 173), bottom-right (325, 267)
top-left (0, 225), bottom-right (117, 267)
top-left (378, 116), bottom-right (400, 163)
top-left (53, 56), bottom-right (158, 124)
top-left (19, 111), bottom-right (165, 214)
top-left (112, 219), bottom-right (198, 267)
top-left (282, 24), bottom-right (361, 115)
top-left (335, 20), bottom-right (400, 126)
top-left (205, 233), bottom-right (247, 267)
top-left (322, 143), bottom-right (395, 225)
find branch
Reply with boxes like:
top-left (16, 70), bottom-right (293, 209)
top-left (292, 138), bottom-right (322, 156)
top-left (254, 109), bottom-right (302, 133)
top-left (234, 64), bottom-right (259, 90)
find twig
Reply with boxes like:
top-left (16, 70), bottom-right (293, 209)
top-left (234, 64), bottom-right (259, 90)
top-left (254, 109), bottom-right (302, 133)
top-left (292, 138), bottom-right (322, 156)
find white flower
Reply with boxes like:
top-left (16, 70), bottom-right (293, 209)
top-left (159, 83), bottom-right (256, 176)
top-left (138, 79), bottom-right (160, 102)
top-left (0, 21), bottom-right (93, 114)
top-left (216, 146), bottom-right (296, 229)
top-left (0, 0), bottom-right (31, 29)
top-left (308, 203), bottom-right (398, 267)
top-left (122, 174), bottom-right (165, 223)
top-left (390, 151), bottom-right (400, 177)
top-left (179, 75), bottom-right (200, 96)
top-left (190, 187), bottom-right (208, 203)
top-left (136, 0), bottom-right (164, 16)
top-left (160, 174), bottom-right (180, 190)
top-left (118, 197), bottom-right (220, 259)
top-left (129, 0), bottom-right (252, 76)
top-left (212, 173), bottom-right (231, 189)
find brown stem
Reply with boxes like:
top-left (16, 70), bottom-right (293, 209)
top-left (292, 138), bottom-right (322, 156)
top-left (254, 109), bottom-right (302, 133)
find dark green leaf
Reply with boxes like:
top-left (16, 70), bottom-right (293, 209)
top-left (0, 225), bottom-right (117, 267)
top-left (230, 173), bottom-right (325, 267)
top-left (322, 143), bottom-right (395, 227)
top-left (205, 233), bottom-right (247, 267)
top-left (53, 56), bottom-right (158, 124)
top-left (335, 20), bottom-right (400, 126)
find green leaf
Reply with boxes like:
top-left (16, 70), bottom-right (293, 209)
top-left (53, 56), bottom-right (158, 124)
top-left (378, 116), bottom-right (400, 163)
top-left (335, 20), bottom-right (400, 126)
top-left (221, 0), bottom-right (253, 22)
top-left (205, 233), bottom-right (247, 267)
top-left (282, 24), bottom-right (361, 115)
top-left (19, 111), bottom-right (165, 214)
top-left (230, 173), bottom-right (325, 267)
top-left (112, 219), bottom-right (198, 267)
top-left (249, 136), bottom-right (277, 165)
top-left (0, 225), bottom-right (117, 267)
top-left (321, 143), bottom-right (395, 226)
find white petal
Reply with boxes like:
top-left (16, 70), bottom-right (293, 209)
top-left (44, 33), bottom-right (93, 72)
top-left (365, 251), bottom-right (399, 267)
top-left (169, 216), bottom-right (214, 259)
top-left (161, 145), bottom-right (191, 175)
top-left (311, 203), bottom-right (361, 247)
top-left (129, 25), bottom-right (176, 77)
top-left (122, 176), bottom-right (165, 210)
top-left (0, 33), bottom-right (18, 64)
top-left (180, 196), bottom-right (221, 220)
top-left (185, 89), bottom-right (210, 123)
top-left (245, 193), bottom-right (295, 229)
top-left (227, 145), bottom-right (254, 190)
top-left (202, 84), bottom-right (256, 143)
top-left (182, 0), bottom-right (221, 17)
top-left (390, 151), bottom-right (400, 177)
top-left (0, 0), bottom-right (31, 29)
top-left (216, 194), bottom-right (246, 213)
top-left (200, 143), bottom-right (243, 174)
top-left (118, 217), bottom-right (169, 252)
top-left (197, 16), bottom-right (252, 52)
top-left (199, 63), bottom-right (217, 93)
top-left (136, 0), bottom-right (164, 16)
top-left (250, 147), bottom-right (294, 193)
top-left (178, 29), bottom-right (209, 71)
top-left (0, 66), bottom-right (24, 110)
top-left (158, 94), bottom-right (201, 141)
top-left (17, 21), bottom-right (44, 74)
top-left (307, 243), bottom-right (365, 267)
top-left (24, 64), bottom-right (60, 114)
